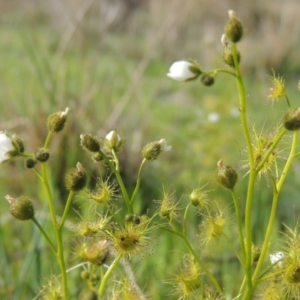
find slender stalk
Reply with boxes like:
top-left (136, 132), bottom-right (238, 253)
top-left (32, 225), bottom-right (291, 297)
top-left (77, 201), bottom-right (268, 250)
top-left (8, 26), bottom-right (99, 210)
top-left (40, 162), bottom-right (68, 299)
top-left (230, 190), bottom-right (245, 261)
top-left (130, 158), bottom-right (147, 205)
top-left (111, 149), bottom-right (120, 171)
top-left (98, 252), bottom-right (123, 297)
top-left (223, 232), bottom-right (244, 267)
top-left (99, 149), bottom-right (132, 213)
top-left (31, 217), bottom-right (56, 254)
top-left (58, 190), bottom-right (75, 230)
top-left (44, 132), bottom-right (53, 149)
top-left (183, 203), bottom-right (191, 236)
top-left (162, 227), bottom-right (223, 295)
top-left (232, 42), bottom-right (255, 291)
top-left (251, 131), bottom-right (298, 286)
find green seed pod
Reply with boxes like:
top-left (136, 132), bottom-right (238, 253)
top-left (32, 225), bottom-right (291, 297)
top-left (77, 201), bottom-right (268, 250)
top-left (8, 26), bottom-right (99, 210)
top-left (7, 195), bottom-right (35, 220)
top-left (216, 159), bottom-right (238, 190)
top-left (225, 10), bottom-right (244, 43)
top-left (201, 74), bottom-right (215, 86)
top-left (25, 158), bottom-right (37, 169)
top-left (35, 148), bottom-right (50, 162)
top-left (65, 162), bottom-right (87, 191)
top-left (283, 108), bottom-right (300, 131)
top-left (80, 134), bottom-right (100, 152)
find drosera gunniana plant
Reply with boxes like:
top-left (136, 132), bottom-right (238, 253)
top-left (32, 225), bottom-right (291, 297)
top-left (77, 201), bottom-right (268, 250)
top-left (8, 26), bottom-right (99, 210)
top-left (3, 9), bottom-right (300, 300)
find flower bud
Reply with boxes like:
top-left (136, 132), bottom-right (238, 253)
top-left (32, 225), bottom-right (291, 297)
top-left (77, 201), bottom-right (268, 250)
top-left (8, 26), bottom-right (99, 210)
top-left (11, 134), bottom-right (25, 154)
top-left (167, 60), bottom-right (201, 82)
top-left (104, 130), bottom-right (123, 152)
top-left (47, 107), bottom-right (69, 133)
top-left (225, 10), bottom-right (243, 43)
top-left (216, 159), bottom-right (238, 190)
top-left (35, 148), bottom-right (50, 162)
top-left (201, 74), bottom-right (215, 86)
top-left (25, 158), bottom-right (37, 169)
top-left (80, 134), bottom-right (100, 152)
top-left (283, 108), bottom-right (300, 131)
top-left (252, 244), bottom-right (261, 263)
top-left (142, 139), bottom-right (171, 161)
top-left (92, 152), bottom-right (104, 162)
top-left (83, 240), bottom-right (110, 266)
top-left (222, 46), bottom-right (241, 68)
top-left (6, 195), bottom-right (35, 220)
top-left (65, 162), bottom-right (87, 191)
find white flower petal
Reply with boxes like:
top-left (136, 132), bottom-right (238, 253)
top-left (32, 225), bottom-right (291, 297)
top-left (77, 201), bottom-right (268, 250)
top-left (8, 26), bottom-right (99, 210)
top-left (167, 61), bottom-right (196, 82)
top-left (106, 130), bottom-right (121, 142)
top-left (158, 139), bottom-right (172, 152)
top-left (0, 132), bottom-right (15, 163)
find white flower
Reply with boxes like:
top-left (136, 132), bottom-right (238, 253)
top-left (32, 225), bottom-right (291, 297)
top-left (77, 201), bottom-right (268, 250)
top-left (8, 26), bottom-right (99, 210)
top-left (158, 139), bottom-right (172, 152)
top-left (167, 61), bottom-right (199, 82)
top-left (0, 132), bottom-right (15, 163)
top-left (269, 251), bottom-right (284, 267)
top-left (207, 112), bottom-right (220, 123)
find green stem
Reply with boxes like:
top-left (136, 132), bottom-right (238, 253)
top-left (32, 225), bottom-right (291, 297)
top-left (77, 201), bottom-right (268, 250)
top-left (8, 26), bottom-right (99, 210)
top-left (223, 232), bottom-right (244, 267)
top-left (162, 227), bottom-right (223, 295)
top-left (40, 162), bottom-right (68, 299)
top-left (256, 128), bottom-right (286, 173)
top-left (242, 131), bottom-right (298, 300)
top-left (230, 190), bottom-right (246, 261)
top-left (232, 42), bottom-right (255, 291)
top-left (58, 191), bottom-right (75, 231)
top-left (44, 132), bottom-right (53, 149)
top-left (130, 158), bottom-right (147, 205)
top-left (31, 217), bottom-right (56, 254)
top-left (98, 252), bottom-right (123, 297)
top-left (213, 68), bottom-right (237, 77)
top-left (99, 149), bottom-right (132, 214)
top-left (251, 131), bottom-right (298, 287)
top-left (111, 149), bottom-right (120, 171)
top-left (183, 203), bottom-right (191, 236)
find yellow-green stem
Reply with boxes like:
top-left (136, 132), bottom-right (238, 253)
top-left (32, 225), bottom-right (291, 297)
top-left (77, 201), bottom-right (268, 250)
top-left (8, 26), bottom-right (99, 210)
top-left (31, 217), bottom-right (56, 254)
top-left (111, 149), bottom-right (120, 171)
top-left (99, 149), bottom-right (132, 214)
top-left (242, 131), bottom-right (298, 299)
top-left (232, 42), bottom-right (255, 291)
top-left (130, 158), bottom-right (146, 205)
top-left (98, 252), bottom-right (123, 297)
top-left (230, 189), bottom-right (246, 261)
top-left (183, 203), bottom-right (191, 236)
top-left (40, 162), bottom-right (68, 298)
top-left (162, 227), bottom-right (223, 295)
top-left (58, 190), bottom-right (75, 231)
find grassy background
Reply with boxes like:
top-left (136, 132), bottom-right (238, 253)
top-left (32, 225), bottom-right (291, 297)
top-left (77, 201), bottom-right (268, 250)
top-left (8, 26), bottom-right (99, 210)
top-left (1, 0), bottom-right (300, 298)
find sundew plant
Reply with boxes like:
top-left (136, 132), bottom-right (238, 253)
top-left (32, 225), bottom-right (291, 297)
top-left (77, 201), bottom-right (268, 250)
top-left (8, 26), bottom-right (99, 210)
top-left (2, 10), bottom-right (300, 300)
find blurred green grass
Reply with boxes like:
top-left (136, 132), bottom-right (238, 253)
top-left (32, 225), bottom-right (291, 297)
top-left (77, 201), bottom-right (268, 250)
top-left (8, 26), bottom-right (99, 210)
top-left (1, 1), bottom-right (300, 299)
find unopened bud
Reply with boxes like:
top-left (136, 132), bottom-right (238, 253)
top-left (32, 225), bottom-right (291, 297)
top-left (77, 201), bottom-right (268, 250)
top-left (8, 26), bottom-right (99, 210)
top-left (142, 139), bottom-right (171, 161)
top-left (35, 148), bottom-right (50, 162)
top-left (201, 74), bottom-right (215, 86)
top-left (25, 158), bottom-right (37, 169)
top-left (283, 108), bottom-right (300, 131)
top-left (47, 107), bottom-right (69, 133)
top-left (80, 134), bottom-right (100, 152)
top-left (83, 240), bottom-right (110, 266)
top-left (6, 195), bottom-right (35, 220)
top-left (216, 159), bottom-right (238, 190)
top-left (222, 46), bottom-right (241, 68)
top-left (104, 130), bottom-right (123, 152)
top-left (11, 134), bottom-right (25, 154)
top-left (65, 162), bottom-right (87, 191)
top-left (225, 10), bottom-right (243, 43)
